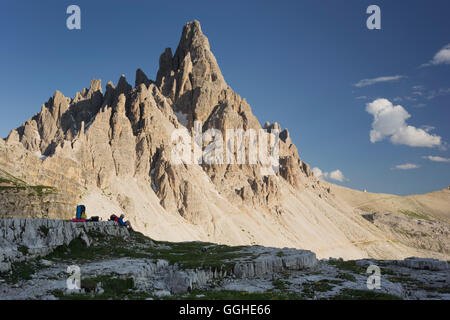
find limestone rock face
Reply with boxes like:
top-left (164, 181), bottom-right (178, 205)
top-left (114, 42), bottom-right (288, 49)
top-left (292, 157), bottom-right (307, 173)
top-left (0, 219), bottom-right (129, 272)
top-left (152, 20), bottom-right (318, 214)
top-left (397, 257), bottom-right (448, 271)
top-left (110, 94), bottom-right (136, 177)
top-left (2, 20), bottom-right (432, 263)
top-left (5, 20), bottom-right (316, 222)
top-left (233, 248), bottom-right (318, 278)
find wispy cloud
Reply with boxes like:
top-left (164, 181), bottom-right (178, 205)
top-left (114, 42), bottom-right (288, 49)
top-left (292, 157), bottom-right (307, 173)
top-left (426, 87), bottom-right (450, 100)
top-left (365, 98), bottom-right (442, 148)
top-left (422, 155), bottom-right (450, 163)
top-left (404, 96), bottom-right (417, 102)
top-left (421, 43), bottom-right (450, 67)
top-left (354, 75), bottom-right (404, 88)
top-left (392, 163), bottom-right (420, 170)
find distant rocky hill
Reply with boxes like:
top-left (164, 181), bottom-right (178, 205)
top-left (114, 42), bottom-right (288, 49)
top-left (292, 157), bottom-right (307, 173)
top-left (330, 182), bottom-right (450, 223)
top-left (0, 20), bottom-right (449, 261)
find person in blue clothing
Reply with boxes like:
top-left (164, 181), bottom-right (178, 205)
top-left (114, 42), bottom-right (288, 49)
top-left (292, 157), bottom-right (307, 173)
top-left (118, 214), bottom-right (133, 231)
top-left (118, 214), bottom-right (127, 226)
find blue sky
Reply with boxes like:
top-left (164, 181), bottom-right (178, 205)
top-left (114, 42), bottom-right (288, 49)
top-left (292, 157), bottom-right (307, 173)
top-left (1, 0), bottom-right (449, 195)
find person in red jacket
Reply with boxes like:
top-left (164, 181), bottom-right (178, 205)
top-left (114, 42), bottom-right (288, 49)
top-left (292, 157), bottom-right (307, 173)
top-left (110, 214), bottom-right (133, 231)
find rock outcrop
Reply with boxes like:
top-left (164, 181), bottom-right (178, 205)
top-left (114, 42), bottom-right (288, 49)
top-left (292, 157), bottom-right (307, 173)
top-left (0, 219), bottom-right (129, 272)
top-left (396, 257), bottom-right (449, 271)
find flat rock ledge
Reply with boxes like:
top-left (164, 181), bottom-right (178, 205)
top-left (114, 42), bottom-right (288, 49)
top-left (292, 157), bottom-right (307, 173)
top-left (0, 218), bottom-right (129, 272)
top-left (233, 249), bottom-right (318, 278)
top-left (396, 257), bottom-right (449, 271)
top-left (163, 249), bottom-right (319, 294)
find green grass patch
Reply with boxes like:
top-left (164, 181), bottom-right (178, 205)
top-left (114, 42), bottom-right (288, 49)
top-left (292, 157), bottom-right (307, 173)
top-left (29, 185), bottom-right (57, 197)
top-left (399, 210), bottom-right (431, 221)
top-left (52, 275), bottom-right (135, 300)
top-left (45, 235), bottom-right (150, 263)
top-left (17, 245), bottom-right (29, 256)
top-left (420, 285), bottom-right (450, 294)
top-left (386, 274), bottom-right (423, 287)
top-left (333, 288), bottom-right (402, 300)
top-left (328, 260), bottom-right (365, 274)
top-left (388, 274), bottom-right (450, 294)
top-left (0, 168), bottom-right (56, 197)
top-left (169, 289), bottom-right (305, 300)
top-left (0, 177), bottom-right (13, 184)
top-left (0, 260), bottom-right (42, 284)
top-left (272, 279), bottom-right (290, 290)
top-left (0, 184), bottom-right (56, 197)
top-left (302, 280), bottom-right (336, 298)
top-left (0, 169), bottom-right (26, 185)
top-left (336, 273), bottom-right (356, 282)
top-left (147, 239), bottom-right (248, 272)
top-left (43, 232), bottom-right (247, 272)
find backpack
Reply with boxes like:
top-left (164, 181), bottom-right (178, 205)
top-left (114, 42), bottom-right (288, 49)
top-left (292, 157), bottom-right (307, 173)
top-left (90, 216), bottom-right (99, 222)
top-left (76, 205), bottom-right (86, 219)
top-left (109, 214), bottom-right (117, 221)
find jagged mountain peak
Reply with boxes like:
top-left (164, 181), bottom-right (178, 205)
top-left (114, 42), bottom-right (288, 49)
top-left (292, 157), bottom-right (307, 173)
top-left (174, 20), bottom-right (211, 60)
top-left (156, 20), bottom-right (227, 113)
top-left (135, 68), bottom-right (152, 87)
top-left (4, 20), bottom-right (319, 236)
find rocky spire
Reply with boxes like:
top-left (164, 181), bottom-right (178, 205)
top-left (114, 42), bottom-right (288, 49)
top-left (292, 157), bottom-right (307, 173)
top-left (155, 20), bottom-right (228, 123)
top-left (135, 68), bottom-right (152, 88)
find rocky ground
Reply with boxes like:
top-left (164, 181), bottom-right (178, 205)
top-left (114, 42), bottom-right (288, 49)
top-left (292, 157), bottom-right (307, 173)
top-left (0, 219), bottom-right (449, 300)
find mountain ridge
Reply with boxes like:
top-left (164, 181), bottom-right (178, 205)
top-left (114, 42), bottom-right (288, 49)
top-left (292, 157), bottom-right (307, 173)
top-left (1, 20), bottom-right (448, 261)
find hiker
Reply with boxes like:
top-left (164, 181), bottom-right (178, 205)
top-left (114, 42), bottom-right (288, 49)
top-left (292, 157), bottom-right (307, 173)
top-left (110, 214), bottom-right (133, 231)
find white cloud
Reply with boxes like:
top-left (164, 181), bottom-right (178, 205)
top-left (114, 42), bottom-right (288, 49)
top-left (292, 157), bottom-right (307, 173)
top-left (404, 96), bottom-right (417, 102)
top-left (422, 155), bottom-right (450, 163)
top-left (329, 170), bottom-right (346, 182)
top-left (354, 75), bottom-right (404, 88)
top-left (412, 85), bottom-right (425, 91)
top-left (312, 167), bottom-right (347, 182)
top-left (422, 43), bottom-right (450, 67)
top-left (427, 88), bottom-right (450, 100)
top-left (365, 98), bottom-right (442, 148)
top-left (393, 163), bottom-right (420, 170)
top-left (312, 167), bottom-right (323, 178)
